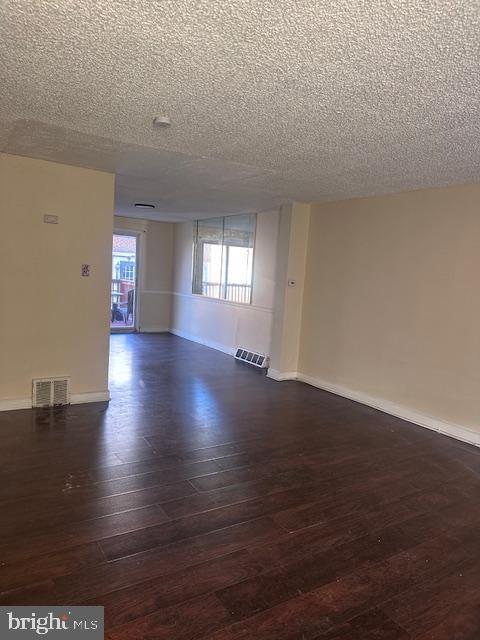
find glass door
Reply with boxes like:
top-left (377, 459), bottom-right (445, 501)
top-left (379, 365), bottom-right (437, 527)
top-left (110, 233), bottom-right (138, 331)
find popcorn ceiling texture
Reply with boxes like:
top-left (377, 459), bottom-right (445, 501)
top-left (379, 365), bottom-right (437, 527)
top-left (1, 0), bottom-right (480, 219)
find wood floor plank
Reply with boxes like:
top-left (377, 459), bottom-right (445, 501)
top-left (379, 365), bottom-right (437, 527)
top-left (107, 593), bottom-right (232, 640)
top-left (100, 484), bottom-right (342, 560)
top-left (203, 534), bottom-right (468, 640)
top-left (86, 550), bottom-right (262, 629)
top-left (0, 504), bottom-right (170, 565)
top-left (0, 581), bottom-right (58, 606)
top-left (0, 542), bottom-right (104, 593)
top-left (215, 521), bottom-right (420, 622)
top-left (0, 481), bottom-right (197, 538)
top-left (87, 455), bottom-right (185, 482)
top-left (315, 609), bottom-right (410, 640)
top-left (53, 517), bottom-right (284, 603)
top-left (380, 541), bottom-right (480, 636)
top-left (414, 602), bottom-right (480, 640)
top-left (0, 459), bottom-right (212, 508)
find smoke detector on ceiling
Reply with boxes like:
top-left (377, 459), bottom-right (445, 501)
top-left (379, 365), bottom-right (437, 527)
top-left (153, 115), bottom-right (171, 128)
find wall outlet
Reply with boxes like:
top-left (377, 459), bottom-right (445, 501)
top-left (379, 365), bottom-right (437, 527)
top-left (81, 264), bottom-right (91, 277)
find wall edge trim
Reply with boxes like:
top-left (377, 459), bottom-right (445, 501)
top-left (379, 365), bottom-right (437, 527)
top-left (296, 372), bottom-right (480, 447)
top-left (0, 398), bottom-right (32, 411)
top-left (266, 369), bottom-right (298, 381)
top-left (71, 391), bottom-right (111, 405)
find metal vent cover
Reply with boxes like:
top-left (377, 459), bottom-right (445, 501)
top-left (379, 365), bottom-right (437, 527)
top-left (234, 347), bottom-right (269, 369)
top-left (32, 377), bottom-right (71, 407)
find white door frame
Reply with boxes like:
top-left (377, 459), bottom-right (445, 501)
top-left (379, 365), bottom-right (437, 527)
top-left (111, 229), bottom-right (142, 333)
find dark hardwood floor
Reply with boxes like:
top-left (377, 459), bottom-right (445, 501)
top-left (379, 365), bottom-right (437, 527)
top-left (1, 333), bottom-right (480, 639)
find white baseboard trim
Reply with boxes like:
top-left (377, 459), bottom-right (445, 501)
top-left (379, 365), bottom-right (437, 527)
top-left (169, 328), bottom-right (235, 356)
top-left (296, 372), bottom-right (480, 448)
top-left (266, 369), bottom-right (298, 381)
top-left (71, 391), bottom-right (110, 404)
top-left (0, 398), bottom-right (32, 411)
top-left (139, 327), bottom-right (171, 333)
top-left (0, 390), bottom-right (110, 412)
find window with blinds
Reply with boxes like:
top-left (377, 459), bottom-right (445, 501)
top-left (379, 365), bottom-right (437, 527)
top-left (192, 214), bottom-right (256, 305)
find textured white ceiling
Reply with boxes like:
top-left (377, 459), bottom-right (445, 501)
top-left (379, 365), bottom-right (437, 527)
top-left (1, 1), bottom-right (480, 221)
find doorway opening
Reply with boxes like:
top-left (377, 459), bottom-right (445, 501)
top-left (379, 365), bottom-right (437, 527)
top-left (110, 232), bottom-right (138, 332)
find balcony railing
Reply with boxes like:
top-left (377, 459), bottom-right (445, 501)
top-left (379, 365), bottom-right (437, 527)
top-left (202, 282), bottom-right (252, 304)
top-left (111, 279), bottom-right (134, 306)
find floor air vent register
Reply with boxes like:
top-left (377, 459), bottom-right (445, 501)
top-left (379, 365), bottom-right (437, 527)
top-left (234, 347), bottom-right (269, 369)
top-left (32, 377), bottom-right (71, 408)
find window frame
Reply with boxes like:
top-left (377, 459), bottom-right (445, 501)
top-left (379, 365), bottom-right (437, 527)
top-left (121, 262), bottom-right (135, 282)
top-left (192, 213), bottom-right (257, 306)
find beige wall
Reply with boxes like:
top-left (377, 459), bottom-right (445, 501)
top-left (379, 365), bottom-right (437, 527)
top-left (171, 209), bottom-right (279, 355)
top-left (299, 184), bottom-right (480, 434)
top-left (0, 153), bottom-right (114, 407)
top-left (114, 216), bottom-right (173, 331)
